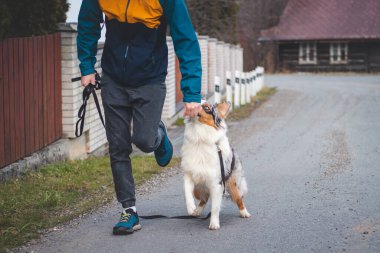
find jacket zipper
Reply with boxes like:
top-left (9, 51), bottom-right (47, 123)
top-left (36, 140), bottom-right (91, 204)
top-left (124, 45), bottom-right (129, 71)
top-left (125, 0), bottom-right (131, 23)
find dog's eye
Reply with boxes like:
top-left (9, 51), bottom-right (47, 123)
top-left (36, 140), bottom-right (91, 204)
top-left (203, 105), bottom-right (211, 112)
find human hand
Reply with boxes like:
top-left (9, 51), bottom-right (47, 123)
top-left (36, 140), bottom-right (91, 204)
top-left (184, 102), bottom-right (202, 118)
top-left (81, 73), bottom-right (96, 87)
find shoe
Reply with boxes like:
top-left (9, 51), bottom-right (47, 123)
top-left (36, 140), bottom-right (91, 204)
top-left (154, 121), bottom-right (173, 167)
top-left (113, 208), bottom-right (142, 235)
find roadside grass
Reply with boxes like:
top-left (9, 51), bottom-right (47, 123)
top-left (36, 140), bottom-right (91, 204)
top-left (0, 156), bottom-right (180, 252)
top-left (229, 86), bottom-right (277, 120)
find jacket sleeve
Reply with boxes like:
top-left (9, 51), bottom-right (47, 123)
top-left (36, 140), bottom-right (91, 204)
top-left (77, 0), bottom-right (103, 76)
top-left (160, 0), bottom-right (202, 103)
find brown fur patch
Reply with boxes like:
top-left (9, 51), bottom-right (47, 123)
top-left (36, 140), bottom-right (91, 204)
top-left (198, 101), bottom-right (230, 128)
top-left (227, 177), bottom-right (246, 211)
top-left (193, 188), bottom-right (209, 204)
top-left (198, 109), bottom-right (217, 128)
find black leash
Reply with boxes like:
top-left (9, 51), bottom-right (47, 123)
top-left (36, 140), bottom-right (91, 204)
top-left (139, 212), bottom-right (211, 220)
top-left (72, 71), bottom-right (105, 137)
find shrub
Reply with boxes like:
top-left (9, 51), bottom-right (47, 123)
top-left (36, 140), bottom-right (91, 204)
top-left (0, 0), bottom-right (69, 40)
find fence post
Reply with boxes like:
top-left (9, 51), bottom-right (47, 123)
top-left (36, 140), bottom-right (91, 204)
top-left (250, 71), bottom-right (255, 97)
top-left (234, 71), bottom-right (240, 109)
top-left (246, 73), bottom-right (251, 104)
top-left (207, 38), bottom-right (217, 96)
top-left (241, 72), bottom-right (246, 106)
top-left (226, 71), bottom-right (233, 110)
top-left (214, 76), bottom-right (221, 103)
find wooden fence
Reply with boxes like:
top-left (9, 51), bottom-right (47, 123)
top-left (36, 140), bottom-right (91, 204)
top-left (0, 33), bottom-right (62, 168)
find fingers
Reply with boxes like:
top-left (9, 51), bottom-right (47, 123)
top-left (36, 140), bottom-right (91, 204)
top-left (184, 103), bottom-right (201, 118)
top-left (81, 74), bottom-right (96, 87)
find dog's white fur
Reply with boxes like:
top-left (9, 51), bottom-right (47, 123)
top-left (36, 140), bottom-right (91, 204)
top-left (181, 114), bottom-right (250, 230)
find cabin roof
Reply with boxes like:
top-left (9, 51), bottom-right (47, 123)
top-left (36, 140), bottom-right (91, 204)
top-left (260, 0), bottom-right (380, 42)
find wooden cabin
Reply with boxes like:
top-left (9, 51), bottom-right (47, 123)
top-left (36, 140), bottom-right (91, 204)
top-left (259, 0), bottom-right (380, 73)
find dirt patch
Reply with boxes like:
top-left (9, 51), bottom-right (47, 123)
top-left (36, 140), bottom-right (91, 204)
top-left (353, 219), bottom-right (380, 235)
top-left (322, 130), bottom-right (352, 177)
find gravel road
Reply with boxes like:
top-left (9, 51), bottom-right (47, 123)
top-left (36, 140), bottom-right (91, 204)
top-left (17, 74), bottom-right (380, 253)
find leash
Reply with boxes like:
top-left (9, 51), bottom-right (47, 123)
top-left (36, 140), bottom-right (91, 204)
top-left (71, 71), bottom-right (105, 137)
top-left (139, 212), bottom-right (211, 220)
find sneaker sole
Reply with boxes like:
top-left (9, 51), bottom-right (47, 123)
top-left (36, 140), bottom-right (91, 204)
top-left (113, 224), bottom-right (142, 235)
top-left (157, 141), bottom-right (173, 167)
top-left (157, 121), bottom-right (173, 167)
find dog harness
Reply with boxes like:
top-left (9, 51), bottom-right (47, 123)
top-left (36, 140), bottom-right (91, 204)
top-left (218, 147), bottom-right (236, 194)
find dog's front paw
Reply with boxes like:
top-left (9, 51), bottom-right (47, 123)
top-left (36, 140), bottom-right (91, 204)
top-left (239, 208), bottom-right (251, 218)
top-left (186, 205), bottom-right (196, 216)
top-left (192, 206), bottom-right (204, 217)
top-left (209, 222), bottom-right (220, 230)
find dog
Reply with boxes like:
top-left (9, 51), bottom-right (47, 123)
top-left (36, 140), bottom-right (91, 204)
top-left (181, 101), bottom-right (251, 230)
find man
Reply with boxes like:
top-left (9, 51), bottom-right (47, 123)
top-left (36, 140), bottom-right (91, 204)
top-left (77, 0), bottom-right (201, 235)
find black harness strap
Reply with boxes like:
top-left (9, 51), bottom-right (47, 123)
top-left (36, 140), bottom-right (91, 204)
top-left (73, 71), bottom-right (105, 137)
top-left (218, 148), bottom-right (236, 194)
top-left (218, 148), bottom-right (226, 194)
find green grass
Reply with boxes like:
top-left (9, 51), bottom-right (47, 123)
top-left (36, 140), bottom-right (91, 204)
top-left (229, 86), bottom-right (277, 120)
top-left (0, 156), bottom-right (180, 252)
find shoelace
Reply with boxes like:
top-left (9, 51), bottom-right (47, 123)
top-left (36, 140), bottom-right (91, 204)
top-left (120, 212), bottom-right (132, 222)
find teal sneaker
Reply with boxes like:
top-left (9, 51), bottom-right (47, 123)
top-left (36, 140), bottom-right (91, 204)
top-left (154, 121), bottom-right (173, 167)
top-left (113, 209), bottom-right (141, 235)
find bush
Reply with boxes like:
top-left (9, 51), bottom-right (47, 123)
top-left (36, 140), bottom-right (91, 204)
top-left (0, 0), bottom-right (69, 40)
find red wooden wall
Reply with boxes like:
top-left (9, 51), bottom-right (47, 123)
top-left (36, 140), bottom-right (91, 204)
top-left (0, 33), bottom-right (62, 168)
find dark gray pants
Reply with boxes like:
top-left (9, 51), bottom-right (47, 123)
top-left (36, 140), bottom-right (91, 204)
top-left (101, 73), bottom-right (166, 208)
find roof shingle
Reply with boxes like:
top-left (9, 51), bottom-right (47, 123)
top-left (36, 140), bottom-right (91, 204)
top-left (260, 0), bottom-right (380, 41)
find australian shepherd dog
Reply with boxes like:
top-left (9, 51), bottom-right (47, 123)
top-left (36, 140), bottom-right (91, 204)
top-left (181, 101), bottom-right (250, 230)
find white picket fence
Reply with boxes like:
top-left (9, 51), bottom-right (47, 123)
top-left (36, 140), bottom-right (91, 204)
top-left (59, 24), bottom-right (265, 156)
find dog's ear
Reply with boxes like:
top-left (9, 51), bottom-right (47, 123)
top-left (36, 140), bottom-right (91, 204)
top-left (216, 102), bottom-right (231, 119)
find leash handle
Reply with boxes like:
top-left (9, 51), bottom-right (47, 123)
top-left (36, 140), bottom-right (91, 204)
top-left (71, 71), bottom-right (101, 87)
top-left (74, 71), bottom-right (105, 137)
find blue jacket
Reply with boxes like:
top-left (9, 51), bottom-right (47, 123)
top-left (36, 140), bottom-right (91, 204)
top-left (77, 0), bottom-right (202, 102)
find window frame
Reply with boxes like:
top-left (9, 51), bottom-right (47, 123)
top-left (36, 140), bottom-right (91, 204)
top-left (298, 42), bottom-right (317, 65)
top-left (330, 42), bottom-right (348, 64)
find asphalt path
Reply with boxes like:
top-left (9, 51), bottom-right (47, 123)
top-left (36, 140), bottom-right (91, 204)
top-left (18, 75), bottom-right (380, 253)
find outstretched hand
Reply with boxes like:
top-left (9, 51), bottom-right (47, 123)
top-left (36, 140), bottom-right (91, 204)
top-left (184, 102), bottom-right (202, 118)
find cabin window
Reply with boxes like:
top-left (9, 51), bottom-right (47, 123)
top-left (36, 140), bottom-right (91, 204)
top-left (299, 43), bottom-right (317, 64)
top-left (330, 42), bottom-right (348, 64)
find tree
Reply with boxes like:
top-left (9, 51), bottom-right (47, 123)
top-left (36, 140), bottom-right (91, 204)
top-left (237, 0), bottom-right (289, 71)
top-left (0, 0), bottom-right (69, 40)
top-left (186, 0), bottom-right (239, 44)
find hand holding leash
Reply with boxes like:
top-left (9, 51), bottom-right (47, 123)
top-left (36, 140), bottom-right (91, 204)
top-left (71, 71), bottom-right (104, 137)
top-left (81, 73), bottom-right (96, 87)
top-left (184, 102), bottom-right (201, 118)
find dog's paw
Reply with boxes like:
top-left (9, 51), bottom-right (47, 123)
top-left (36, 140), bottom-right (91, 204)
top-left (186, 206), bottom-right (196, 216)
top-left (191, 206), bottom-right (204, 217)
top-left (209, 222), bottom-right (220, 230)
top-left (239, 208), bottom-right (251, 218)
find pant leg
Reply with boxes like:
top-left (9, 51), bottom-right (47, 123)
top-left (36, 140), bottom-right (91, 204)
top-left (131, 81), bottom-right (167, 153)
top-left (101, 73), bottom-right (136, 208)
